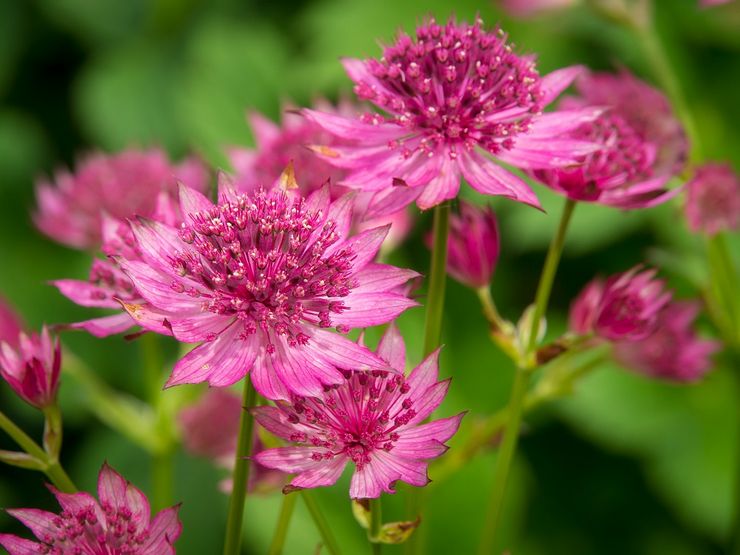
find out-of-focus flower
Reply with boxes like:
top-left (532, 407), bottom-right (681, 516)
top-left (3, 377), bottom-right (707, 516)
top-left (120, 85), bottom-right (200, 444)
top-left (532, 69), bottom-right (687, 209)
top-left (0, 326), bottom-right (60, 409)
top-left (229, 102), bottom-right (414, 252)
top-left (428, 201), bottom-right (499, 289)
top-left (34, 148), bottom-right (208, 250)
top-left (254, 325), bottom-right (464, 499)
top-left (614, 301), bottom-right (720, 381)
top-left (569, 267), bottom-right (671, 341)
top-left (684, 163), bottom-right (740, 235)
top-left (501, 0), bottom-right (578, 18)
top-left (0, 463), bottom-right (182, 555)
top-left (118, 180), bottom-right (418, 400)
top-left (700, 0), bottom-right (732, 7)
top-left (304, 16), bottom-right (600, 214)
top-left (0, 296), bottom-right (23, 348)
top-left (178, 389), bottom-right (285, 493)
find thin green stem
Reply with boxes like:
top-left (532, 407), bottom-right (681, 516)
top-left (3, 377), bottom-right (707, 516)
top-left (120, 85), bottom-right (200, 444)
top-left (223, 379), bottom-right (257, 555)
top-left (476, 286), bottom-right (505, 331)
top-left (369, 497), bottom-right (383, 554)
top-left (525, 199), bottom-right (576, 357)
top-left (268, 494), bottom-right (298, 555)
top-left (45, 461), bottom-right (77, 494)
top-left (301, 491), bottom-right (342, 555)
top-left (423, 203), bottom-right (451, 356)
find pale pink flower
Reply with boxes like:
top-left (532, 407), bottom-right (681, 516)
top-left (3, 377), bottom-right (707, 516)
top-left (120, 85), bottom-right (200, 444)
top-left (614, 301), bottom-right (720, 382)
top-left (501, 0), bottom-right (578, 18)
top-left (34, 148), bottom-right (208, 250)
top-left (303, 16), bottom-right (600, 214)
top-left (532, 69), bottom-right (687, 208)
top-left (569, 267), bottom-right (672, 341)
top-left (0, 296), bottom-right (23, 348)
top-left (0, 326), bottom-right (60, 409)
top-left (434, 201), bottom-right (499, 289)
top-left (254, 325), bottom-right (464, 499)
top-left (0, 463), bottom-right (182, 555)
top-left (684, 163), bottom-right (740, 235)
top-left (117, 179), bottom-right (418, 400)
top-left (700, 0), bottom-right (732, 7)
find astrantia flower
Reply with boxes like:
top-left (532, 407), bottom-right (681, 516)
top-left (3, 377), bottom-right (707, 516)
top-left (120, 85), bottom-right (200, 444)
top-left (569, 267), bottom-right (671, 341)
top-left (254, 325), bottom-right (464, 498)
top-left (501, 0), bottom-right (578, 18)
top-left (229, 102), bottom-right (413, 251)
top-left (34, 148), bottom-right (208, 250)
top-left (614, 301), bottom-right (720, 382)
top-left (0, 296), bottom-right (23, 348)
top-left (532, 69), bottom-right (687, 208)
top-left (0, 326), bottom-right (60, 409)
top-left (118, 180), bottom-right (418, 400)
top-left (303, 16), bottom-right (600, 213)
top-left (0, 463), bottom-right (182, 555)
top-left (684, 163), bottom-right (740, 235)
top-left (434, 201), bottom-right (499, 289)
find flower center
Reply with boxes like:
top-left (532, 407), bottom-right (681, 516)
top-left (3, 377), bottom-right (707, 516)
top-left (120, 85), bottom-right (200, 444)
top-left (170, 190), bottom-right (357, 347)
top-left (356, 18), bottom-right (542, 157)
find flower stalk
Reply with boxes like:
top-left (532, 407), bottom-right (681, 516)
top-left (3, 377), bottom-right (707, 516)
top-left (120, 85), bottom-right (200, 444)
top-left (301, 490), bottom-right (342, 555)
top-left (223, 379), bottom-right (258, 555)
top-left (268, 493), bottom-right (298, 555)
top-left (423, 203), bottom-right (451, 356)
top-left (369, 497), bottom-right (383, 554)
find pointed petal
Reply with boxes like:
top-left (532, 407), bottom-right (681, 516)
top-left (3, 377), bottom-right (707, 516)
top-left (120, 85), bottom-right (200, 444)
top-left (69, 313), bottom-right (137, 337)
top-left (407, 379), bottom-right (450, 425)
top-left (5, 509), bottom-right (59, 543)
top-left (416, 158), bottom-right (461, 210)
top-left (254, 446), bottom-right (322, 472)
top-left (252, 406), bottom-right (298, 441)
top-left (52, 279), bottom-right (120, 308)
top-left (332, 293), bottom-right (418, 328)
top-left (308, 329), bottom-right (391, 372)
top-left (130, 218), bottom-right (185, 270)
top-left (376, 323), bottom-right (406, 373)
top-left (343, 225), bottom-right (390, 271)
top-left (526, 106), bottom-right (604, 137)
top-left (540, 65), bottom-right (584, 104)
top-left (364, 185), bottom-right (423, 219)
top-left (141, 506), bottom-right (182, 555)
top-left (251, 347), bottom-right (292, 400)
top-left (248, 111), bottom-right (281, 148)
top-left (353, 264), bottom-right (421, 294)
top-left (178, 183), bottom-right (214, 217)
top-left (396, 413), bottom-right (465, 453)
top-left (302, 109), bottom-right (404, 142)
top-left (291, 456), bottom-right (348, 489)
top-left (459, 151), bottom-right (541, 208)
top-left (118, 259), bottom-right (204, 311)
top-left (0, 534), bottom-right (42, 555)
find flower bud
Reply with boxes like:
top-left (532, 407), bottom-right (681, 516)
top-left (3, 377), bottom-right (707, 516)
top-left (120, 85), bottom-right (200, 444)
top-left (684, 163), bottom-right (740, 236)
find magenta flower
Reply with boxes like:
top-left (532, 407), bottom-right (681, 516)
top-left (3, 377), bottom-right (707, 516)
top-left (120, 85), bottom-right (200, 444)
top-left (569, 267), bottom-right (672, 341)
top-left (0, 463), bottom-right (181, 555)
top-left (700, 0), bottom-right (731, 6)
top-left (531, 69), bottom-right (687, 209)
top-left (0, 326), bottom-right (60, 410)
top-left (0, 296), bottom-right (23, 348)
top-left (434, 201), bottom-right (499, 289)
top-left (684, 163), bottom-right (740, 236)
top-left (229, 102), bottom-right (414, 251)
top-left (253, 325), bottom-right (464, 499)
top-left (117, 180), bottom-right (418, 400)
top-left (614, 301), bottom-right (720, 382)
top-left (501, 0), bottom-right (578, 18)
top-left (34, 148), bottom-right (208, 250)
top-left (303, 16), bottom-right (600, 213)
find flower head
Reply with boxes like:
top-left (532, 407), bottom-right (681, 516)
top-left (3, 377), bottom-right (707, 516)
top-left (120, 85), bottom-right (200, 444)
top-left (254, 325), bottom-right (464, 498)
top-left (614, 301), bottom-right (720, 381)
top-left (0, 326), bottom-right (60, 409)
top-left (0, 296), bottom-right (23, 348)
top-left (118, 179), bottom-right (418, 400)
top-left (34, 148), bottom-right (208, 250)
top-left (0, 463), bottom-right (182, 555)
top-left (532, 69), bottom-right (687, 208)
top-left (304, 16), bottom-right (599, 213)
top-left (684, 163), bottom-right (740, 235)
top-left (569, 267), bottom-right (672, 341)
top-left (436, 201), bottom-right (499, 289)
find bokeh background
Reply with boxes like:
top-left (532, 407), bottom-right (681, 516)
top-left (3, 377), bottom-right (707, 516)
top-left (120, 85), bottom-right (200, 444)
top-left (1, 0), bottom-right (740, 553)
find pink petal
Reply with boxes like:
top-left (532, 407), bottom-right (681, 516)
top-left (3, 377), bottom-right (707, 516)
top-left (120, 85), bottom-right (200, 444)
top-left (254, 446), bottom-right (322, 472)
top-left (376, 323), bottom-right (406, 373)
top-left (540, 65), bottom-right (584, 104)
top-left (178, 183), bottom-right (214, 217)
top-left (6, 509), bottom-right (59, 542)
top-left (343, 225), bottom-right (389, 271)
top-left (332, 293), bottom-right (418, 327)
top-left (290, 456), bottom-right (348, 489)
top-left (459, 151), bottom-right (541, 208)
top-left (166, 311), bottom-right (232, 343)
top-left (251, 347), bottom-right (292, 400)
top-left (352, 264), bottom-right (420, 294)
top-left (248, 111), bottom-right (281, 148)
top-left (130, 218), bottom-right (185, 269)
top-left (252, 405), bottom-right (300, 441)
top-left (526, 107), bottom-right (604, 137)
top-left (69, 313), bottom-right (137, 337)
top-left (406, 379), bottom-right (451, 425)
top-left (97, 462), bottom-right (128, 510)
top-left (416, 158), bottom-right (461, 210)
top-left (141, 506), bottom-right (182, 555)
top-left (396, 413), bottom-right (465, 453)
top-left (52, 279), bottom-right (120, 309)
top-left (302, 109), bottom-right (405, 142)
top-left (0, 534), bottom-right (41, 555)
top-left (116, 301), bottom-right (177, 336)
top-left (406, 349), bottom-right (441, 395)
top-left (363, 185), bottom-right (423, 219)
top-left (118, 259), bottom-right (204, 311)
top-left (308, 329), bottom-right (391, 372)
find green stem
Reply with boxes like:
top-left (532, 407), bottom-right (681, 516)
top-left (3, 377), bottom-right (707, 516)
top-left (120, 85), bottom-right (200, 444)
top-left (0, 409), bottom-right (77, 493)
top-left (369, 497), bottom-right (382, 554)
top-left (476, 286), bottom-right (505, 331)
top-left (423, 203), bottom-right (451, 356)
top-left (301, 491), bottom-right (342, 555)
top-left (268, 494), bottom-right (298, 555)
top-left (525, 199), bottom-right (576, 357)
top-left (223, 379), bottom-right (257, 555)
top-left (706, 233), bottom-right (740, 345)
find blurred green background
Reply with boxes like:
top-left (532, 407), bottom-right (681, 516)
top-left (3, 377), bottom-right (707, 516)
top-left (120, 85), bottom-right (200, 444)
top-left (1, 0), bottom-right (740, 553)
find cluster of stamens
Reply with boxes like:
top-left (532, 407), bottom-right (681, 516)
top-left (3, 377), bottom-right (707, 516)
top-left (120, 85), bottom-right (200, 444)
top-left (355, 17), bottom-right (543, 158)
top-left (283, 370), bottom-right (416, 470)
top-left (170, 190), bottom-right (358, 348)
top-left (38, 502), bottom-right (149, 554)
top-left (88, 258), bottom-right (137, 302)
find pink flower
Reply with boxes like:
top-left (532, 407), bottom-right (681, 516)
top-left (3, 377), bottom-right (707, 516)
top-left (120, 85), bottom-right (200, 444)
top-left (178, 389), bottom-right (285, 493)
top-left (253, 325), bottom-right (464, 498)
top-left (0, 296), bottom-right (23, 348)
top-left (118, 179), bottom-right (419, 400)
top-left (532, 69), bottom-right (687, 209)
top-left (0, 326), bottom-right (60, 409)
top-left (34, 148), bottom-right (208, 250)
top-left (684, 163), bottom-right (740, 235)
top-left (501, 0), bottom-right (578, 18)
top-left (569, 267), bottom-right (672, 341)
top-left (614, 301), bottom-right (720, 382)
top-left (303, 16), bottom-right (600, 213)
top-left (700, 0), bottom-right (731, 7)
top-left (0, 463), bottom-right (182, 555)
top-left (435, 201), bottom-right (499, 289)
top-left (229, 102), bottom-right (414, 251)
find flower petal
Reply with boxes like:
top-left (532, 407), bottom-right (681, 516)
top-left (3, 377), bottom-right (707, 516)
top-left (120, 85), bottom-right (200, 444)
top-left (376, 322), bottom-right (407, 373)
top-left (0, 534), bottom-right (42, 555)
top-left (68, 313), bottom-right (137, 337)
top-left (416, 158), bottom-right (460, 210)
top-left (141, 506), bottom-right (182, 555)
top-left (459, 150), bottom-right (541, 208)
top-left (302, 109), bottom-right (404, 142)
top-left (290, 456), bottom-right (348, 489)
top-left (308, 329), bottom-right (391, 372)
top-left (540, 65), bottom-right (584, 104)
top-left (52, 279), bottom-right (120, 309)
top-left (333, 293), bottom-right (418, 328)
